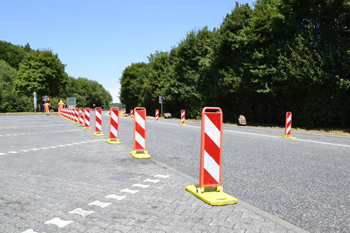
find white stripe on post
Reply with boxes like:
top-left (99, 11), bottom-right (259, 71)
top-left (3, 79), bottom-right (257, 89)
top-left (96, 121), bottom-right (102, 131)
top-left (135, 112), bottom-right (145, 129)
top-left (135, 131), bottom-right (145, 148)
top-left (204, 150), bottom-right (220, 183)
top-left (96, 110), bottom-right (101, 119)
top-left (111, 111), bottom-right (118, 124)
top-left (204, 115), bottom-right (221, 148)
top-left (111, 125), bottom-right (118, 138)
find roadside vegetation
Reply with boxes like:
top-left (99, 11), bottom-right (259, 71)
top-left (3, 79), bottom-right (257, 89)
top-left (120, 0), bottom-right (350, 129)
top-left (0, 41), bottom-right (112, 112)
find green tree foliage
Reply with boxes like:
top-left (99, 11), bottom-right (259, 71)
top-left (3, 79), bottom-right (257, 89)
top-left (0, 41), bottom-right (28, 70)
top-left (0, 41), bottom-right (112, 112)
top-left (63, 77), bottom-right (112, 109)
top-left (120, 0), bottom-right (350, 127)
top-left (0, 60), bottom-right (32, 112)
top-left (15, 49), bottom-right (68, 98)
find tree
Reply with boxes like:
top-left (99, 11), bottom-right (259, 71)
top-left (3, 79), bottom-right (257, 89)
top-left (0, 60), bottom-right (32, 112)
top-left (15, 49), bottom-right (68, 98)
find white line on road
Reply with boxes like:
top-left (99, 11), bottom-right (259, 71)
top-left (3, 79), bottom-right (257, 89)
top-left (155, 120), bottom-right (350, 148)
top-left (44, 217), bottom-right (73, 228)
top-left (105, 194), bottom-right (127, 200)
top-left (0, 129), bottom-right (81, 137)
top-left (0, 139), bottom-right (105, 156)
top-left (88, 200), bottom-right (111, 208)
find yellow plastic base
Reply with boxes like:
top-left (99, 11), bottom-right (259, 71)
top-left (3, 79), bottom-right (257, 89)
top-left (74, 122), bottom-right (79, 124)
top-left (83, 127), bottom-right (92, 130)
top-left (279, 135), bottom-right (297, 139)
top-left (130, 151), bottom-right (151, 159)
top-left (186, 185), bottom-right (237, 206)
top-left (154, 121), bottom-right (159, 123)
top-left (93, 132), bottom-right (105, 136)
top-left (106, 139), bottom-right (122, 144)
top-left (179, 123), bottom-right (187, 126)
top-left (78, 124), bottom-right (84, 127)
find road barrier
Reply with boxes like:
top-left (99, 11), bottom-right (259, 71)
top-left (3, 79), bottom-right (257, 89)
top-left (106, 107), bottom-right (121, 144)
top-left (71, 108), bottom-right (75, 122)
top-left (130, 109), bottom-right (134, 119)
top-left (93, 107), bottom-right (105, 136)
top-left (179, 110), bottom-right (186, 126)
top-left (60, 108), bottom-right (68, 119)
top-left (186, 107), bottom-right (237, 206)
top-left (155, 109), bottom-right (159, 122)
top-left (74, 108), bottom-right (79, 124)
top-left (78, 108), bottom-right (84, 127)
top-left (83, 108), bottom-right (92, 130)
top-left (123, 109), bottom-right (126, 118)
top-left (279, 112), bottom-right (297, 139)
top-left (130, 107), bottom-right (150, 159)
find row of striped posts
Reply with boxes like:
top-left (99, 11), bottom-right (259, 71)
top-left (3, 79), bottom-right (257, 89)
top-left (59, 107), bottom-right (295, 205)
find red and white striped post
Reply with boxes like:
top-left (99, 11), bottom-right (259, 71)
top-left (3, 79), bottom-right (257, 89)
top-left (155, 109), bottom-right (159, 122)
top-left (68, 108), bottom-right (72, 121)
top-left (198, 107), bottom-right (223, 193)
top-left (83, 108), bottom-right (92, 130)
top-left (179, 110), bottom-right (186, 126)
top-left (93, 107), bottom-right (105, 136)
top-left (106, 107), bottom-right (121, 144)
top-left (123, 109), bottom-right (126, 118)
top-left (74, 108), bottom-right (79, 124)
top-left (130, 107), bottom-right (150, 158)
top-left (78, 108), bottom-right (84, 127)
top-left (279, 112), bottom-right (297, 139)
top-left (130, 109), bottom-right (134, 119)
top-left (185, 107), bottom-right (237, 206)
top-left (71, 108), bottom-right (75, 122)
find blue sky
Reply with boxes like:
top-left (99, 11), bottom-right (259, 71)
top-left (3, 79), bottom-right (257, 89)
top-left (1, 0), bottom-right (254, 103)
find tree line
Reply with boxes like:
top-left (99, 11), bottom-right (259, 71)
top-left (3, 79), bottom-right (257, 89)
top-left (0, 40), bottom-right (112, 112)
top-left (120, 0), bottom-right (350, 128)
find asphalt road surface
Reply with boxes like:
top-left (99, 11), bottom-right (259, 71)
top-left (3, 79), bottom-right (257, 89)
top-left (95, 111), bottom-right (350, 233)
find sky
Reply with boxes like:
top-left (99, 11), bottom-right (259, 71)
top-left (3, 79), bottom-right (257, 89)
top-left (1, 0), bottom-right (255, 103)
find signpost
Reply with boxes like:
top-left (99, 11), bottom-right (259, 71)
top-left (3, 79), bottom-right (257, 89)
top-left (159, 95), bottom-right (164, 118)
top-left (67, 97), bottom-right (76, 108)
top-left (33, 92), bottom-right (37, 112)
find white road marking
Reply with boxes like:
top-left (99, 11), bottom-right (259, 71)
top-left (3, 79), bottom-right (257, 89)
top-left (69, 208), bottom-right (95, 217)
top-left (154, 174), bottom-right (169, 178)
top-left (105, 194), bottom-right (127, 200)
top-left (144, 179), bottom-right (160, 183)
top-left (88, 200), bottom-right (112, 208)
top-left (44, 217), bottom-right (73, 228)
top-left (132, 184), bottom-right (150, 188)
top-left (0, 140), bottom-right (104, 156)
top-left (156, 120), bottom-right (350, 148)
top-left (21, 229), bottom-right (38, 233)
top-left (120, 188), bottom-right (139, 194)
top-left (0, 123), bottom-right (70, 129)
top-left (0, 129), bottom-right (81, 137)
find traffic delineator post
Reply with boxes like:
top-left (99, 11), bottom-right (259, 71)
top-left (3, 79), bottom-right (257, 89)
top-left (74, 108), bottom-right (79, 124)
top-left (130, 109), bottom-right (134, 119)
top-left (106, 107), bottom-right (121, 144)
top-left (123, 109), bottom-right (126, 118)
top-left (179, 110), bottom-right (187, 126)
top-left (93, 107), bottom-right (105, 136)
top-left (279, 112), bottom-right (297, 139)
top-left (68, 108), bottom-right (73, 122)
top-left (154, 109), bottom-right (159, 122)
top-left (130, 107), bottom-right (150, 159)
top-left (186, 107), bottom-right (237, 206)
top-left (78, 108), bottom-right (85, 127)
top-left (83, 108), bottom-right (92, 130)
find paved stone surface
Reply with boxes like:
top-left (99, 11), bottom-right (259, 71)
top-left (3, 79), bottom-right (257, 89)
top-left (0, 114), bottom-right (307, 233)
